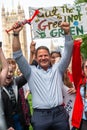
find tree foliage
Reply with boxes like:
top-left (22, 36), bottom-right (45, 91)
top-left (80, 35), bottom-right (87, 59)
top-left (74, 0), bottom-right (87, 4)
top-left (73, 34), bottom-right (87, 59)
top-left (74, 0), bottom-right (87, 59)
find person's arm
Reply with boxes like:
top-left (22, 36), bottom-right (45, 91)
top-left (12, 22), bottom-right (31, 81)
top-left (12, 23), bottom-right (23, 52)
top-left (58, 22), bottom-right (73, 74)
top-left (0, 43), bottom-right (8, 85)
top-left (15, 75), bottom-right (27, 88)
top-left (72, 38), bottom-right (82, 89)
top-left (29, 41), bottom-right (36, 64)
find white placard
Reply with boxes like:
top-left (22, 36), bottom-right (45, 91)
top-left (29, 3), bottom-right (87, 39)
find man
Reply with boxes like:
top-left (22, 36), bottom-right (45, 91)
top-left (12, 22), bottom-right (73, 130)
top-left (0, 42), bottom-right (8, 130)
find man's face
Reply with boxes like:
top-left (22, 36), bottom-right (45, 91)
top-left (36, 49), bottom-right (50, 70)
top-left (84, 61), bottom-right (87, 77)
top-left (3, 65), bottom-right (14, 86)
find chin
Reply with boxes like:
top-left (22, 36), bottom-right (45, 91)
top-left (5, 80), bottom-right (12, 85)
top-left (41, 65), bottom-right (48, 68)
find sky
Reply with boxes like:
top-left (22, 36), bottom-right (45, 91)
top-left (0, 0), bottom-right (75, 50)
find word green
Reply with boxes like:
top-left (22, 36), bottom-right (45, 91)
top-left (50, 26), bottom-right (84, 37)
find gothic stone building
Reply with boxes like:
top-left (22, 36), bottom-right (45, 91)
top-left (1, 4), bottom-right (28, 60)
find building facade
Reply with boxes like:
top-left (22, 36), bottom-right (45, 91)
top-left (1, 4), bottom-right (28, 60)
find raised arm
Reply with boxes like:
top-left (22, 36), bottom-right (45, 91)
top-left (29, 41), bottom-right (36, 64)
top-left (58, 22), bottom-right (73, 74)
top-left (0, 42), bottom-right (8, 85)
top-left (12, 23), bottom-right (23, 52)
top-left (12, 23), bottom-right (31, 81)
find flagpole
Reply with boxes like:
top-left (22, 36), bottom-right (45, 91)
top-left (30, 24), bottom-right (33, 42)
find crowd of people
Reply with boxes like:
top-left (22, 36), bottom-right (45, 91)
top-left (0, 20), bottom-right (87, 130)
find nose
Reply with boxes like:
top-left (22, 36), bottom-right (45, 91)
top-left (42, 56), bottom-right (45, 59)
top-left (8, 71), bottom-right (11, 76)
top-left (8, 72), bottom-right (10, 76)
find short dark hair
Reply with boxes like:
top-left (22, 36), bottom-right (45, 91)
top-left (50, 51), bottom-right (61, 57)
top-left (36, 46), bottom-right (50, 57)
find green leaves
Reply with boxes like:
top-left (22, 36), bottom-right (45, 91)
top-left (74, 0), bottom-right (87, 5)
top-left (73, 34), bottom-right (87, 59)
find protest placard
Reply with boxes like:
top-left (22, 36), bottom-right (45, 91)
top-left (29, 3), bottom-right (87, 39)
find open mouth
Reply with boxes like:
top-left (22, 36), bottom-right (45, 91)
top-left (6, 76), bottom-right (12, 80)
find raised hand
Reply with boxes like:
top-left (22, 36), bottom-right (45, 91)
top-left (30, 41), bottom-right (36, 54)
top-left (12, 21), bottom-right (23, 34)
top-left (59, 22), bottom-right (70, 35)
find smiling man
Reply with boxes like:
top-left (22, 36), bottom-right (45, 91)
top-left (12, 22), bottom-right (73, 130)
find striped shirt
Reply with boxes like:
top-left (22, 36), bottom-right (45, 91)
top-left (13, 35), bottom-right (73, 109)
